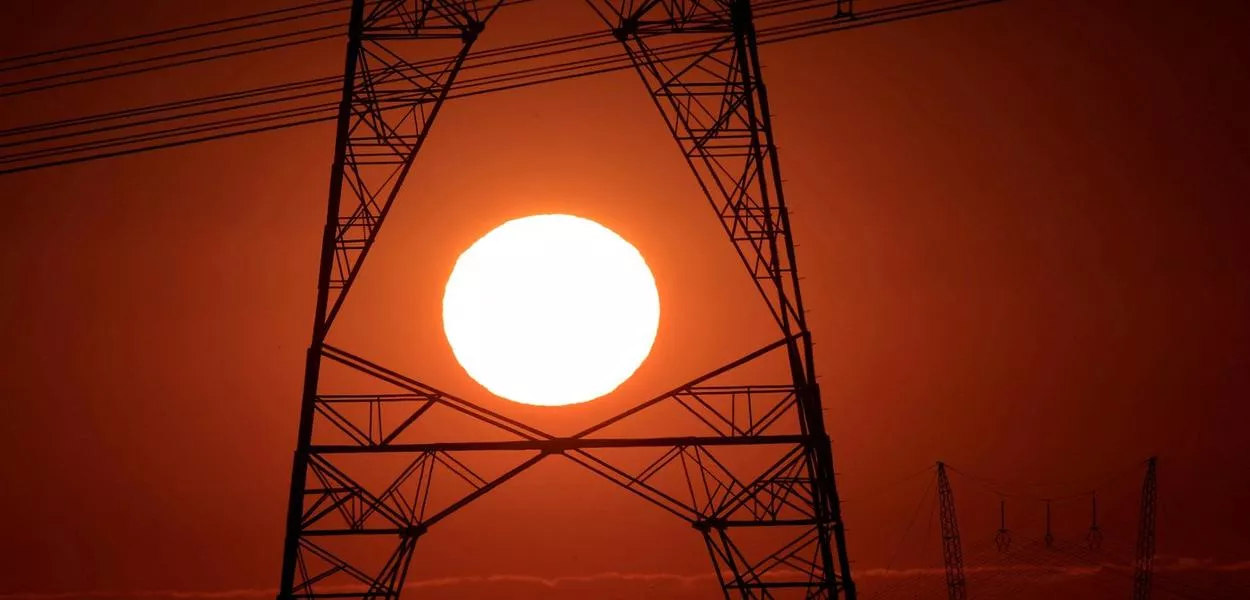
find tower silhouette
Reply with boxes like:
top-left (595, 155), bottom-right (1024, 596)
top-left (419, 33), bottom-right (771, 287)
top-left (271, 1), bottom-right (985, 598)
top-left (1132, 457), bottom-right (1158, 600)
top-left (936, 462), bottom-right (968, 600)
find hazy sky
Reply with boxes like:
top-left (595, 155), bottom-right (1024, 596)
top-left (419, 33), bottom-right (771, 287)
top-left (1, 1), bottom-right (1248, 598)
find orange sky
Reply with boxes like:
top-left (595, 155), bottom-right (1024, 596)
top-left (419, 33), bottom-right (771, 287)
top-left (1, 1), bottom-right (1248, 598)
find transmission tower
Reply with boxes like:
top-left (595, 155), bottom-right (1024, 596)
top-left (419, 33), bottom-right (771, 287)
top-left (994, 498), bottom-right (1011, 553)
top-left (274, 1), bottom-right (865, 598)
top-left (1087, 492), bottom-right (1103, 550)
top-left (1044, 499), bottom-right (1054, 548)
top-left (1132, 457), bottom-right (1158, 600)
top-left (936, 462), bottom-right (968, 600)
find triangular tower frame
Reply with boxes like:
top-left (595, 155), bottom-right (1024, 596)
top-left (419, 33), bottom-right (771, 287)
top-left (276, 1), bottom-right (892, 597)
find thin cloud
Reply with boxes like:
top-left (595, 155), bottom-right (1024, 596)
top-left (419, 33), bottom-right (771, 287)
top-left (0, 591), bottom-right (274, 600)
top-left (856, 564), bottom-right (1106, 579)
top-left (4, 560), bottom-right (1248, 600)
top-left (1157, 557), bottom-right (1250, 572)
top-left (405, 571), bottom-right (713, 589)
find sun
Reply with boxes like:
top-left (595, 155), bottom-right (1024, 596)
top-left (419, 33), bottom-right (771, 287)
top-left (442, 214), bottom-right (661, 407)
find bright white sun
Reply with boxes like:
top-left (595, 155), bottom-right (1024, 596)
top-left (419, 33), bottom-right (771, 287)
top-left (442, 214), bottom-right (660, 407)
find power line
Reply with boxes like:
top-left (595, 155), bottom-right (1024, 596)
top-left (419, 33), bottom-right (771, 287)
top-left (944, 458), bottom-right (1144, 503)
top-left (0, 76), bottom-right (341, 139)
top-left (0, 0), bottom-right (349, 75)
top-left (0, 25), bottom-right (346, 98)
top-left (0, 0), bottom-right (349, 68)
top-left (0, 0), bottom-right (820, 169)
top-left (2, 0), bottom-right (816, 99)
top-left (885, 473), bottom-right (935, 570)
top-left (0, 103), bottom-right (337, 165)
top-left (0, 0), bottom-right (1003, 175)
top-left (0, 113), bottom-right (337, 175)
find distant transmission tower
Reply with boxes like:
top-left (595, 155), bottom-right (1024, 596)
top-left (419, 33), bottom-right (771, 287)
top-left (1087, 492), bottom-right (1103, 551)
top-left (1132, 457), bottom-right (1158, 600)
top-left (272, 1), bottom-right (869, 598)
top-left (1044, 499), bottom-right (1054, 548)
top-left (937, 462), bottom-right (968, 600)
top-left (994, 498), bottom-right (1011, 553)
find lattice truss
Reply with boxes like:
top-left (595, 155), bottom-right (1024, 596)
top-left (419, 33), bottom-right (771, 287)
top-left (278, 1), bottom-right (859, 598)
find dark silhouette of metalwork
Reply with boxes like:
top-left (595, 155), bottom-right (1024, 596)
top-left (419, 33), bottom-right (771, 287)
top-left (264, 0), bottom-right (992, 597)
top-left (1087, 492), bottom-right (1103, 551)
top-left (994, 498), bottom-right (1011, 553)
top-left (0, 0), bottom-right (1004, 175)
top-left (938, 458), bottom-right (1194, 599)
top-left (1044, 498), bottom-right (1054, 548)
top-left (1132, 457), bottom-right (1158, 600)
top-left (936, 462), bottom-right (968, 600)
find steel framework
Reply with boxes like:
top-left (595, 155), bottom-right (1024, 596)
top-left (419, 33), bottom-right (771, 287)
top-left (1131, 457), bottom-right (1158, 600)
top-left (276, 1), bottom-right (873, 598)
top-left (935, 462), bottom-right (967, 600)
top-left (1044, 499), bottom-right (1053, 548)
top-left (994, 498), bottom-right (1010, 553)
top-left (1087, 492), bottom-right (1103, 551)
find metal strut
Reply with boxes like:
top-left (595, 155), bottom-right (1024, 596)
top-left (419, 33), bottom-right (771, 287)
top-left (275, 2), bottom-right (506, 598)
top-left (1044, 499), bottom-right (1054, 548)
top-left (269, 1), bottom-right (937, 598)
top-left (1087, 492), bottom-right (1103, 550)
top-left (275, 0), bottom-right (369, 595)
top-left (584, 0), bottom-right (858, 596)
top-left (936, 462), bottom-right (968, 600)
top-left (1131, 457), bottom-right (1158, 600)
top-left (994, 499), bottom-right (1011, 553)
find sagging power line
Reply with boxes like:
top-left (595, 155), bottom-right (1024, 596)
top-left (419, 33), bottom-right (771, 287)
top-left (0, 0), bottom-right (1000, 175)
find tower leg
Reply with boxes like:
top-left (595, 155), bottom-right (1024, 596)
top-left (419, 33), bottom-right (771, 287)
top-left (1131, 457), bottom-right (1158, 600)
top-left (582, 0), bottom-right (857, 596)
top-left (936, 462), bottom-right (968, 600)
top-left (274, 3), bottom-right (519, 598)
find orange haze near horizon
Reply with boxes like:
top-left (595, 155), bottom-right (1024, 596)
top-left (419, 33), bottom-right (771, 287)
top-left (1, 1), bottom-right (1249, 599)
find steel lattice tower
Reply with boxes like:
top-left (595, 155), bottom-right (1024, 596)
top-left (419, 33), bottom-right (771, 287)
top-left (1132, 457), bottom-right (1158, 600)
top-left (935, 462), bottom-right (967, 600)
top-left (275, 1), bottom-right (862, 597)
